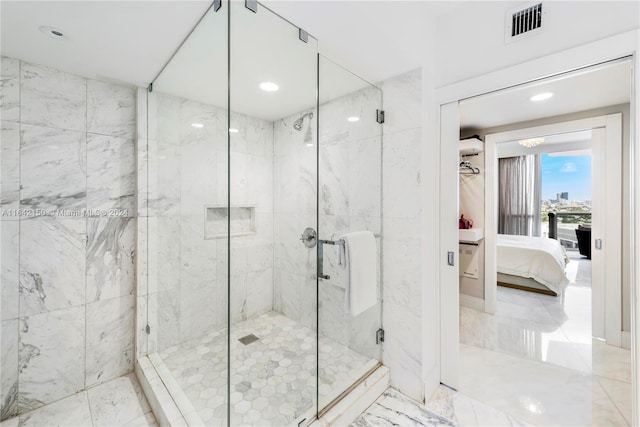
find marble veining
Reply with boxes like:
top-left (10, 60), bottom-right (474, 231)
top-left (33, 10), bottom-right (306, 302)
top-left (85, 296), bottom-right (135, 388)
top-left (86, 217), bottom-right (135, 303)
top-left (19, 124), bottom-right (87, 213)
top-left (2, 374), bottom-right (156, 427)
top-left (87, 80), bottom-right (136, 139)
top-left (157, 311), bottom-right (374, 426)
top-left (351, 388), bottom-right (455, 427)
top-left (1, 319), bottom-right (18, 419)
top-left (1, 121), bottom-right (19, 188)
top-left (18, 307), bottom-right (85, 412)
top-left (19, 218), bottom-right (86, 316)
top-left (20, 62), bottom-right (86, 132)
top-left (87, 134), bottom-right (135, 215)
top-left (1, 57), bottom-right (20, 122)
top-left (1, 221), bottom-right (19, 320)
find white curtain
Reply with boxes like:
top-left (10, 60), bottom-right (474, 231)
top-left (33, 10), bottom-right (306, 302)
top-left (498, 155), bottom-right (541, 236)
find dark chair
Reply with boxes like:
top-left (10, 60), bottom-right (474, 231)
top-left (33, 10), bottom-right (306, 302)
top-left (575, 225), bottom-right (591, 259)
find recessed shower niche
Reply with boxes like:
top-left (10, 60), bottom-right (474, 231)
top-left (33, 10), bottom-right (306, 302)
top-left (205, 205), bottom-right (256, 239)
top-left (136, 1), bottom-right (384, 426)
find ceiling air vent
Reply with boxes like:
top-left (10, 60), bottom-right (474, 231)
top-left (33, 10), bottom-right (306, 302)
top-left (507, 3), bottom-right (544, 41)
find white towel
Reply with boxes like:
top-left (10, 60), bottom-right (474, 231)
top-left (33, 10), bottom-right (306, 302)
top-left (339, 231), bottom-right (377, 316)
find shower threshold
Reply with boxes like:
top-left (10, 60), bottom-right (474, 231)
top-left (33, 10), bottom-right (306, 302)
top-left (144, 311), bottom-right (380, 426)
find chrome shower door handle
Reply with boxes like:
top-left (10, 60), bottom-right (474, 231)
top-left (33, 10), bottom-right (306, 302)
top-left (317, 239), bottom-right (333, 280)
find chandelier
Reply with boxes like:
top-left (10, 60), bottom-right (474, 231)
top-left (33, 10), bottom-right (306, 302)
top-left (518, 137), bottom-right (545, 148)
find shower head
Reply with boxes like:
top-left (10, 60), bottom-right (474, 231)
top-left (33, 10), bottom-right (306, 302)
top-left (293, 112), bottom-right (313, 131)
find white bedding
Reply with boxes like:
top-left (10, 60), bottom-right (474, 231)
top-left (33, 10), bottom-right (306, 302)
top-left (497, 234), bottom-right (569, 295)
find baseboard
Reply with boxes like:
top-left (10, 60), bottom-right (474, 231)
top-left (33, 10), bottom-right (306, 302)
top-left (622, 331), bottom-right (631, 349)
top-left (460, 294), bottom-right (485, 312)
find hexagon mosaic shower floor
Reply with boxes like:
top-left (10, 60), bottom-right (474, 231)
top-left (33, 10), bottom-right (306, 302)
top-left (158, 311), bottom-right (375, 426)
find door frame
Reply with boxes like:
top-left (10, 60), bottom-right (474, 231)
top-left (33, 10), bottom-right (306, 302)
top-left (484, 114), bottom-right (623, 345)
top-left (433, 29), bottom-right (639, 426)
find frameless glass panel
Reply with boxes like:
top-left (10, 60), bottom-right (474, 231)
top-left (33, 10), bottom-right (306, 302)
top-left (229, 2), bottom-right (318, 425)
top-left (317, 55), bottom-right (383, 412)
top-left (146, 3), bottom-right (229, 426)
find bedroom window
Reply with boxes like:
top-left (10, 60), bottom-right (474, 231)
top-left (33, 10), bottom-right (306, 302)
top-left (541, 152), bottom-right (592, 249)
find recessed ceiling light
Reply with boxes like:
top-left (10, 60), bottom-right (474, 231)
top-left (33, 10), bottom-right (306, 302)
top-left (347, 116), bottom-right (360, 122)
top-left (259, 81), bottom-right (279, 92)
top-left (306, 143), bottom-right (314, 147)
top-left (39, 26), bottom-right (65, 39)
top-left (530, 92), bottom-right (554, 102)
top-left (191, 123), bottom-right (204, 129)
top-left (518, 137), bottom-right (545, 148)
top-left (229, 128), bottom-right (239, 133)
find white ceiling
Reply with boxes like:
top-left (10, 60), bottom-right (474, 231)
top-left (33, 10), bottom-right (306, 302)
top-left (0, 1), bottom-right (211, 87)
top-left (460, 59), bottom-right (631, 131)
top-left (1, 0), bottom-right (452, 120)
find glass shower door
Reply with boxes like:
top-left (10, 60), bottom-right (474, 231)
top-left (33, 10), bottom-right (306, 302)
top-left (317, 56), bottom-right (384, 412)
top-left (229, 2), bottom-right (318, 425)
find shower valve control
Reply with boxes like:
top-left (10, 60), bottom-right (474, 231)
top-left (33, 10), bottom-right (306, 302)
top-left (300, 227), bottom-right (317, 248)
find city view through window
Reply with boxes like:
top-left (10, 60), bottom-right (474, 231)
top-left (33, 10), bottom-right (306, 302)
top-left (541, 153), bottom-right (592, 248)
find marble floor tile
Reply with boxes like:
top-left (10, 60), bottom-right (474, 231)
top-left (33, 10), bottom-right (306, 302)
top-left (156, 311), bottom-right (375, 427)
top-left (424, 385), bottom-right (530, 427)
top-left (16, 392), bottom-right (92, 427)
top-left (2, 374), bottom-right (156, 427)
top-left (458, 344), bottom-right (629, 426)
top-left (86, 373), bottom-right (152, 426)
top-left (351, 387), bottom-right (455, 427)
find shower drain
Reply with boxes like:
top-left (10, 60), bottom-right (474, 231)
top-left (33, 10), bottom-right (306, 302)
top-left (238, 334), bottom-right (259, 345)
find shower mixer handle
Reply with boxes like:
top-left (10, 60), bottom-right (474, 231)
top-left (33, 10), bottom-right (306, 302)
top-left (300, 227), bottom-right (317, 248)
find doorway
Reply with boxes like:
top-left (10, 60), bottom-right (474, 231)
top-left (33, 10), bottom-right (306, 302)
top-left (437, 43), bottom-right (636, 426)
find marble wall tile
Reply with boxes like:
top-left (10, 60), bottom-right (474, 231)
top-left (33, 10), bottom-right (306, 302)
top-left (151, 216), bottom-right (181, 293)
top-left (1, 57), bottom-right (19, 122)
top-left (146, 140), bottom-right (181, 216)
top-left (156, 290), bottom-right (181, 350)
top-left (319, 143), bottom-right (349, 216)
top-left (18, 306), bottom-right (85, 412)
top-left (20, 62), bottom-right (86, 132)
top-left (1, 121), bottom-right (19, 186)
top-left (181, 99), bottom-right (226, 151)
top-left (18, 391), bottom-right (93, 427)
top-left (86, 217), bottom-right (135, 303)
top-left (1, 319), bottom-right (18, 419)
top-left (246, 268), bottom-right (273, 319)
top-left (382, 238), bottom-right (421, 315)
top-left (136, 216), bottom-right (148, 297)
top-left (1, 221), bottom-right (19, 320)
top-left (136, 87), bottom-right (149, 141)
top-left (19, 218), bottom-right (86, 316)
top-left (85, 295), bottom-right (135, 388)
top-left (87, 80), bottom-right (136, 138)
top-left (179, 281), bottom-right (218, 342)
top-left (348, 137), bottom-right (382, 219)
top-left (382, 128), bottom-right (422, 219)
top-left (86, 374), bottom-right (151, 426)
top-left (20, 124), bottom-right (86, 213)
top-left (378, 68), bottom-right (422, 134)
top-left (382, 301), bottom-right (422, 400)
top-left (180, 215), bottom-right (216, 288)
top-left (136, 295), bottom-right (148, 358)
top-left (87, 134), bottom-right (135, 215)
top-left (180, 139), bottom-right (217, 216)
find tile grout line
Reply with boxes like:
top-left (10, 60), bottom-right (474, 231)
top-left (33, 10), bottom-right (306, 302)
top-left (594, 375), bottom-right (631, 426)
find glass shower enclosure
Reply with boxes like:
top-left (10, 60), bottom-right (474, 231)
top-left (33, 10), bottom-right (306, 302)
top-left (137, 1), bottom-right (383, 425)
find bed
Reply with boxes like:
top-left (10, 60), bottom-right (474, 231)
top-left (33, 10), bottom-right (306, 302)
top-left (497, 234), bottom-right (570, 296)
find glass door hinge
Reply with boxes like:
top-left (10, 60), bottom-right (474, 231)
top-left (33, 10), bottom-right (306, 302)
top-left (145, 324), bottom-right (151, 334)
top-left (376, 328), bottom-right (385, 344)
top-left (376, 109), bottom-right (385, 124)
